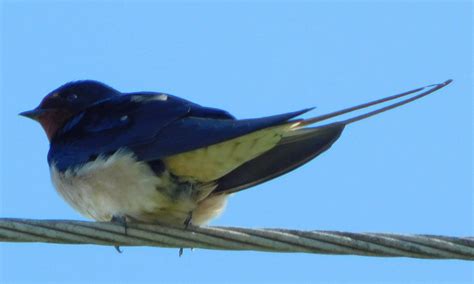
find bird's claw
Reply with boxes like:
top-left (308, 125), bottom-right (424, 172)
top-left (111, 215), bottom-right (128, 253)
top-left (114, 245), bottom-right (123, 253)
top-left (111, 215), bottom-right (128, 235)
top-left (179, 212), bottom-right (194, 256)
top-left (184, 212), bottom-right (193, 229)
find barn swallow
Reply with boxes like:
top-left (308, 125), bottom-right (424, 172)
top-left (21, 80), bottom-right (452, 228)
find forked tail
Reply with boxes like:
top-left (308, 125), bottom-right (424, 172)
top-left (214, 80), bottom-right (453, 194)
top-left (299, 79), bottom-right (452, 128)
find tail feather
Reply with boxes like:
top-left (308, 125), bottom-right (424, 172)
top-left (213, 80), bottom-right (452, 195)
top-left (213, 124), bottom-right (344, 194)
top-left (299, 79), bottom-right (452, 128)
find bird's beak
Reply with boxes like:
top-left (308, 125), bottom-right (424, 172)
top-left (19, 108), bottom-right (45, 121)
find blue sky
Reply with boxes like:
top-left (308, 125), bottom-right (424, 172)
top-left (0, 1), bottom-right (472, 283)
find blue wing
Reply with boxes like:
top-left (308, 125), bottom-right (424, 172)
top-left (49, 92), bottom-right (312, 171)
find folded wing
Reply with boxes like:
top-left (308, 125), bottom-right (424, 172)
top-left (49, 92), bottom-right (311, 171)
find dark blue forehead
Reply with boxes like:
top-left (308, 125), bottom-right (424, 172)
top-left (53, 80), bottom-right (120, 99)
top-left (40, 80), bottom-right (121, 110)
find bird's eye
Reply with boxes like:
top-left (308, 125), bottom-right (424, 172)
top-left (66, 93), bottom-right (78, 102)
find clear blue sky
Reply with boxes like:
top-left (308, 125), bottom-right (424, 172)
top-left (0, 1), bottom-right (472, 283)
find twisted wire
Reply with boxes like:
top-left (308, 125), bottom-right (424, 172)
top-left (0, 218), bottom-right (472, 260)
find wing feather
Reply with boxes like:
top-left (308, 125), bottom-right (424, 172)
top-left (49, 92), bottom-right (311, 171)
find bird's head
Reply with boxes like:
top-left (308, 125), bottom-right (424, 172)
top-left (20, 80), bottom-right (120, 141)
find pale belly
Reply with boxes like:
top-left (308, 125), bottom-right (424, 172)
top-left (49, 124), bottom-right (297, 225)
top-left (50, 151), bottom-right (227, 226)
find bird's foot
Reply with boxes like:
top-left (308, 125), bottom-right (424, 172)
top-left (111, 215), bottom-right (128, 253)
top-left (179, 247), bottom-right (195, 257)
top-left (111, 215), bottom-right (128, 234)
top-left (179, 212), bottom-right (194, 256)
top-left (183, 212), bottom-right (193, 229)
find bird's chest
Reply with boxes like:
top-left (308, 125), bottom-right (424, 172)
top-left (49, 151), bottom-right (201, 224)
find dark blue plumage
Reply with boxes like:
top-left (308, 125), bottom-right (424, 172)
top-left (48, 89), bottom-right (311, 171)
top-left (20, 79), bottom-right (452, 227)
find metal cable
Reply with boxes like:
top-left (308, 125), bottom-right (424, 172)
top-left (0, 218), bottom-right (472, 260)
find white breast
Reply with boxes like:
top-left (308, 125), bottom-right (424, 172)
top-left (50, 150), bottom-right (227, 225)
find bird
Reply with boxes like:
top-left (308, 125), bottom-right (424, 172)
top-left (20, 79), bottom-right (452, 228)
